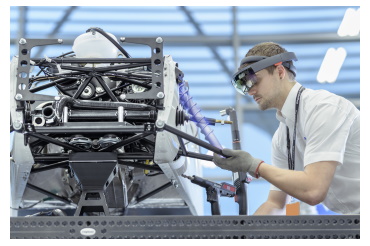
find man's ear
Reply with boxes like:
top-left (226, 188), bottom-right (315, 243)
top-left (276, 64), bottom-right (286, 79)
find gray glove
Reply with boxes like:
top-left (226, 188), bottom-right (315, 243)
top-left (213, 148), bottom-right (263, 177)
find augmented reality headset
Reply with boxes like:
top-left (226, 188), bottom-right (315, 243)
top-left (231, 52), bottom-right (297, 95)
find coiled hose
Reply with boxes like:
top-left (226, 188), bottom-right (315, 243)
top-left (179, 81), bottom-right (223, 150)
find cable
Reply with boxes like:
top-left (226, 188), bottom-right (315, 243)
top-left (86, 27), bottom-right (131, 58)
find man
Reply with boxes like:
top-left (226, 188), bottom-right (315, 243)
top-left (213, 42), bottom-right (360, 215)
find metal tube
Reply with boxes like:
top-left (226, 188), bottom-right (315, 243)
top-left (29, 78), bottom-right (75, 93)
top-left (72, 75), bottom-right (94, 99)
top-left (30, 58), bottom-right (151, 64)
top-left (136, 182), bottom-right (172, 203)
top-left (99, 132), bottom-right (153, 152)
top-left (26, 183), bottom-right (71, 204)
top-left (27, 132), bottom-right (87, 152)
top-left (34, 124), bottom-right (145, 134)
top-left (118, 106), bottom-right (124, 122)
top-left (33, 153), bottom-right (155, 163)
top-left (63, 106), bottom-right (69, 122)
top-left (31, 160), bottom-right (69, 173)
top-left (118, 161), bottom-right (162, 172)
top-left (94, 76), bottom-right (118, 102)
top-left (179, 151), bottom-right (213, 162)
top-left (163, 124), bottom-right (225, 157)
top-left (177, 136), bottom-right (188, 155)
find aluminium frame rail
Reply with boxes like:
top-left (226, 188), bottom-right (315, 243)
top-left (10, 215), bottom-right (360, 239)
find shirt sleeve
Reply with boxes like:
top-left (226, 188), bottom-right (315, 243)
top-left (303, 100), bottom-right (356, 166)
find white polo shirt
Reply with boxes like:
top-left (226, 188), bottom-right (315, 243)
top-left (271, 82), bottom-right (360, 214)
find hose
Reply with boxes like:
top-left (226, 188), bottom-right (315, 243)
top-left (178, 81), bottom-right (223, 150)
top-left (86, 27), bottom-right (131, 58)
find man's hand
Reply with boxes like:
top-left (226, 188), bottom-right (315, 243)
top-left (213, 148), bottom-right (263, 177)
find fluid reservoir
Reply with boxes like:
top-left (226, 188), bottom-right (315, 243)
top-left (72, 31), bottom-right (120, 58)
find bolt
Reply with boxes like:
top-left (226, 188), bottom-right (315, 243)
top-left (96, 87), bottom-right (104, 93)
top-left (15, 94), bottom-right (23, 100)
top-left (156, 37), bottom-right (163, 44)
top-left (157, 92), bottom-right (165, 99)
top-left (120, 37), bottom-right (126, 42)
top-left (58, 39), bottom-right (63, 44)
top-left (156, 120), bottom-right (165, 128)
top-left (119, 94), bottom-right (126, 100)
top-left (19, 38), bottom-right (26, 45)
top-left (171, 179), bottom-right (179, 188)
top-left (219, 109), bottom-right (227, 116)
top-left (13, 121), bottom-right (23, 130)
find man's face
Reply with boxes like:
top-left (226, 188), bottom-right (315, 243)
top-left (247, 68), bottom-right (281, 110)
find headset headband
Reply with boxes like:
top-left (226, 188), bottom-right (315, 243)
top-left (238, 52), bottom-right (297, 76)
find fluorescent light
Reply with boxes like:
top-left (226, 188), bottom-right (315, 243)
top-left (337, 8), bottom-right (360, 37)
top-left (317, 47), bottom-right (347, 83)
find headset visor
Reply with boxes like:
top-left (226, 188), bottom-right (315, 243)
top-left (232, 69), bottom-right (258, 95)
top-left (231, 52), bottom-right (297, 95)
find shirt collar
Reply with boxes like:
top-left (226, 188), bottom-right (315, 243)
top-left (276, 82), bottom-right (302, 123)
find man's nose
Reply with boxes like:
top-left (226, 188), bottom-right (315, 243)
top-left (248, 86), bottom-right (256, 96)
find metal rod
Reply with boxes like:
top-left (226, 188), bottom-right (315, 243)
top-left (177, 136), bottom-right (188, 155)
top-left (31, 160), bottom-right (69, 173)
top-left (179, 151), bottom-right (213, 161)
top-left (29, 78), bottom-right (75, 93)
top-left (118, 161), bottom-right (162, 172)
top-left (33, 153), bottom-right (155, 163)
top-left (94, 63), bottom-right (151, 72)
top-left (27, 132), bottom-right (87, 152)
top-left (118, 106), bottom-right (124, 122)
top-left (31, 58), bottom-right (151, 64)
top-left (63, 106), bottom-right (69, 123)
top-left (136, 182), bottom-right (172, 203)
top-left (163, 124), bottom-right (225, 156)
top-left (94, 75), bottom-right (118, 102)
top-left (26, 183), bottom-right (71, 204)
top-left (90, 83), bottom-right (131, 100)
top-left (34, 124), bottom-right (145, 134)
top-left (99, 132), bottom-right (153, 152)
top-left (102, 72), bottom-right (152, 89)
top-left (72, 75), bottom-right (94, 99)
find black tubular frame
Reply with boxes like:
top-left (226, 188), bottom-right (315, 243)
top-left (26, 183), bottom-right (72, 205)
top-left (135, 182), bottom-right (173, 203)
top-left (14, 35), bottom-right (233, 219)
top-left (15, 37), bottom-right (164, 102)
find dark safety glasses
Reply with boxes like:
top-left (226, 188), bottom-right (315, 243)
top-left (231, 52), bottom-right (297, 95)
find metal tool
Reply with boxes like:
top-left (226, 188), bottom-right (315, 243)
top-left (182, 174), bottom-right (236, 215)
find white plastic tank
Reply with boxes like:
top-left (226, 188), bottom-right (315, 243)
top-left (72, 31), bottom-right (122, 58)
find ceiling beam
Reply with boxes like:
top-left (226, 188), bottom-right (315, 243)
top-left (200, 97), bottom-right (360, 111)
top-left (34, 6), bottom-right (77, 58)
top-left (179, 6), bottom-right (233, 76)
top-left (11, 33), bottom-right (359, 47)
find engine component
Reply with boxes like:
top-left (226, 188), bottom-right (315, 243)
top-left (97, 134), bottom-right (121, 148)
top-left (10, 28), bottom-right (225, 218)
top-left (69, 135), bottom-right (93, 150)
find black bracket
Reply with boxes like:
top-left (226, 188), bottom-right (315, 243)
top-left (69, 152), bottom-right (118, 216)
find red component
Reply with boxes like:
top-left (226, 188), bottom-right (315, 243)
top-left (274, 61), bottom-right (283, 66)
top-left (221, 183), bottom-right (236, 193)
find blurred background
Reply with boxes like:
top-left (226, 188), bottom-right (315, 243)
top-left (9, 5), bottom-right (360, 215)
